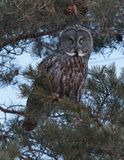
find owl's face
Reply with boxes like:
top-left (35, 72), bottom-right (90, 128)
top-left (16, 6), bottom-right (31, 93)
top-left (60, 27), bottom-right (93, 57)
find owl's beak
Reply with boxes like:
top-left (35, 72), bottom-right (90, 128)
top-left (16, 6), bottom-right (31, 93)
top-left (74, 50), bottom-right (78, 57)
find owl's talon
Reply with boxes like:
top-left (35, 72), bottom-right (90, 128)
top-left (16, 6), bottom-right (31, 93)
top-left (49, 93), bottom-right (60, 102)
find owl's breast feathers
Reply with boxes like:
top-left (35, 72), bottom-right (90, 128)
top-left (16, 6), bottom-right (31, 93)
top-left (38, 53), bottom-right (89, 102)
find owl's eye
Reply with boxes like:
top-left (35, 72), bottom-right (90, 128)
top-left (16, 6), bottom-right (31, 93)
top-left (79, 37), bottom-right (85, 45)
top-left (69, 38), bottom-right (74, 45)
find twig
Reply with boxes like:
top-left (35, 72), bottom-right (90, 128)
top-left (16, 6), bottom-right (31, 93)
top-left (0, 134), bottom-right (13, 140)
top-left (0, 106), bottom-right (25, 116)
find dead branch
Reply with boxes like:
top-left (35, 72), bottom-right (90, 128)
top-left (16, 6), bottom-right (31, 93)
top-left (0, 106), bottom-right (25, 116)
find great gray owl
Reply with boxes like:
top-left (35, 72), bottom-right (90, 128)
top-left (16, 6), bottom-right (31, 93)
top-left (38, 25), bottom-right (93, 102)
top-left (23, 25), bottom-right (93, 130)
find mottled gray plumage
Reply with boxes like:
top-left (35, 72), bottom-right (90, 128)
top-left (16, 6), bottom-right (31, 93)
top-left (39, 25), bottom-right (93, 102)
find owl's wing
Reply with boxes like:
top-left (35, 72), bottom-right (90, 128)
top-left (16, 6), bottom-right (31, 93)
top-left (37, 52), bottom-right (63, 96)
top-left (34, 54), bottom-right (58, 94)
top-left (38, 53), bottom-right (57, 73)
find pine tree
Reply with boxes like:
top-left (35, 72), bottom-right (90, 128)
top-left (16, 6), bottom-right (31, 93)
top-left (0, 0), bottom-right (124, 159)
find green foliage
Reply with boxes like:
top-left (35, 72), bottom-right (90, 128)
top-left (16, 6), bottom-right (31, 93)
top-left (1, 65), bottom-right (123, 159)
top-left (87, 64), bottom-right (124, 124)
top-left (0, 142), bottom-right (19, 160)
top-left (90, 0), bottom-right (120, 29)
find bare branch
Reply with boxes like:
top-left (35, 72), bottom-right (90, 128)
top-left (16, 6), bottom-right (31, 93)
top-left (0, 106), bottom-right (25, 116)
top-left (0, 134), bottom-right (13, 140)
top-left (0, 28), bottom-right (59, 49)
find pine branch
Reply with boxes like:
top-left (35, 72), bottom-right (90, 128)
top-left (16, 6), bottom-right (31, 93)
top-left (0, 28), bottom-right (59, 49)
top-left (0, 134), bottom-right (13, 140)
top-left (0, 106), bottom-right (24, 116)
